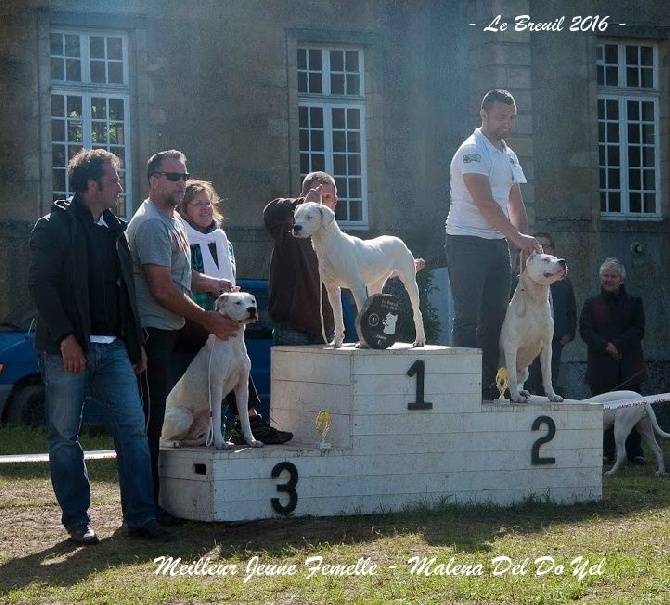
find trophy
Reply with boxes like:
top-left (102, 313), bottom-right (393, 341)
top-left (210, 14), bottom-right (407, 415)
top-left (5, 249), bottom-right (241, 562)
top-left (315, 410), bottom-right (332, 450)
top-left (495, 367), bottom-right (510, 404)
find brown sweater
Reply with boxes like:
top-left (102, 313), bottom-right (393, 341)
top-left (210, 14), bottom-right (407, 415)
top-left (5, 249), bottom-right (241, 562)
top-left (263, 197), bottom-right (334, 338)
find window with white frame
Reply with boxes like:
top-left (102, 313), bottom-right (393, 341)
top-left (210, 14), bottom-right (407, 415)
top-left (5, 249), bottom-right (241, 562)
top-left (50, 30), bottom-right (131, 216)
top-left (596, 41), bottom-right (660, 218)
top-left (297, 46), bottom-right (366, 225)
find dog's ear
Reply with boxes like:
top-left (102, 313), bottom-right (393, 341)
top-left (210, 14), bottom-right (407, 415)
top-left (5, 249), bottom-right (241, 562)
top-left (214, 292), bottom-right (227, 313)
top-left (319, 204), bottom-right (336, 227)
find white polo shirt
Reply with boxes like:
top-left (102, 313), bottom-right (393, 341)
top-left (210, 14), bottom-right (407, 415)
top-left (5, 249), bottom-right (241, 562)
top-left (446, 128), bottom-right (526, 239)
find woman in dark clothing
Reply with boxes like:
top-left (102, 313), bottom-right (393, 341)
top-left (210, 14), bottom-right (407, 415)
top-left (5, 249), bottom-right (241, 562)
top-left (579, 257), bottom-right (646, 464)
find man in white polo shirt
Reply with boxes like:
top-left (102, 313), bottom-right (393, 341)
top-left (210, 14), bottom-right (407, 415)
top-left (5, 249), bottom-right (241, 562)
top-left (445, 89), bottom-right (541, 399)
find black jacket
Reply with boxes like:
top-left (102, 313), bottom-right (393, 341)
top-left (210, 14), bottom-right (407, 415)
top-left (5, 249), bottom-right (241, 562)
top-left (263, 197), bottom-right (334, 337)
top-left (28, 196), bottom-right (144, 363)
top-left (579, 285), bottom-right (646, 388)
top-left (550, 277), bottom-right (577, 343)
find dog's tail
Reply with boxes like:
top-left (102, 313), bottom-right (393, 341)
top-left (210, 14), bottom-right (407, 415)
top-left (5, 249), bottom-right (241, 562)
top-left (646, 403), bottom-right (670, 439)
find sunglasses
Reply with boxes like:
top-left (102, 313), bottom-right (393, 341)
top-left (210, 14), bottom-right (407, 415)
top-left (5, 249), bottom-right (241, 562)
top-left (153, 171), bottom-right (190, 182)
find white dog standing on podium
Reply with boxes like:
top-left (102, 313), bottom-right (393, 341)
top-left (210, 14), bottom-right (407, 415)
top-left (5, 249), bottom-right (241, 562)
top-left (292, 201), bottom-right (425, 348)
top-left (160, 292), bottom-right (262, 450)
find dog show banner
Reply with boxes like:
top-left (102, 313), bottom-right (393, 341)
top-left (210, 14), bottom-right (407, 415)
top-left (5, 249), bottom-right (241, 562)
top-left (597, 393), bottom-right (670, 409)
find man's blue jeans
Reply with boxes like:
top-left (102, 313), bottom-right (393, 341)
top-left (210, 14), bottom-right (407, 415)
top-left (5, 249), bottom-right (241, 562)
top-left (445, 234), bottom-right (511, 395)
top-left (40, 340), bottom-right (155, 531)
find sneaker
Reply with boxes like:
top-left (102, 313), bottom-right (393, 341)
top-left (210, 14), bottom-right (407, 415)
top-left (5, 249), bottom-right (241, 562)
top-left (68, 523), bottom-right (100, 545)
top-left (230, 414), bottom-right (293, 445)
top-left (128, 519), bottom-right (176, 542)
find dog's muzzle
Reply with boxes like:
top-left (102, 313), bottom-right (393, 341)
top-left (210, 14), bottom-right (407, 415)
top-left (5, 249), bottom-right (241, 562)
top-left (543, 259), bottom-right (568, 279)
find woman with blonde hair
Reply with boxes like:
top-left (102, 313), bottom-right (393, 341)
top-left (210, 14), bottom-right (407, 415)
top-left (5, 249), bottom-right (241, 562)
top-left (176, 180), bottom-right (292, 445)
top-left (178, 180), bottom-right (235, 310)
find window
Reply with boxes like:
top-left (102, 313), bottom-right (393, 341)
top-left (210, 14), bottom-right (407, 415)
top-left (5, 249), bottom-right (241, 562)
top-left (50, 30), bottom-right (131, 216)
top-left (597, 42), bottom-right (660, 218)
top-left (298, 46), bottom-right (366, 225)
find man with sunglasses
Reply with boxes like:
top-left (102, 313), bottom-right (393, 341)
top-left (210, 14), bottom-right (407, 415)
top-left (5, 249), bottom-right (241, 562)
top-left (127, 150), bottom-right (239, 522)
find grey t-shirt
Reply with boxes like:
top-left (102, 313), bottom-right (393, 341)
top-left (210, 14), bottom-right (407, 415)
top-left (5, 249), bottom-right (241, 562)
top-left (126, 198), bottom-right (192, 330)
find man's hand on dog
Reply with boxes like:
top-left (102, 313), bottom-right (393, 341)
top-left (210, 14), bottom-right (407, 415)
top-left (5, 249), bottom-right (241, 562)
top-left (304, 185), bottom-right (323, 204)
top-left (513, 233), bottom-right (543, 255)
top-left (304, 183), bottom-right (337, 209)
top-left (201, 311), bottom-right (241, 340)
top-left (212, 278), bottom-right (238, 295)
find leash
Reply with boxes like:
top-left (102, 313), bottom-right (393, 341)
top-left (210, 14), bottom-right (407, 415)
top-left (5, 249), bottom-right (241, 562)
top-left (205, 338), bottom-right (217, 447)
top-left (316, 261), bottom-right (330, 345)
top-left (517, 250), bottom-right (527, 275)
top-left (603, 368), bottom-right (648, 393)
top-left (319, 274), bottom-right (328, 345)
top-left (596, 392), bottom-right (670, 410)
top-left (139, 328), bottom-right (152, 433)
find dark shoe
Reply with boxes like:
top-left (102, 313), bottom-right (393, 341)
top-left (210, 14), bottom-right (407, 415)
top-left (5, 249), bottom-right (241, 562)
top-left (230, 414), bottom-right (293, 445)
top-left (630, 455), bottom-right (647, 465)
top-left (68, 523), bottom-right (100, 545)
top-left (156, 506), bottom-right (185, 527)
top-left (128, 519), bottom-right (176, 542)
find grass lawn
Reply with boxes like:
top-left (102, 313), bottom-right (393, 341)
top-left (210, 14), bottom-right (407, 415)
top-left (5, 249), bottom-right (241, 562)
top-left (0, 426), bottom-right (669, 604)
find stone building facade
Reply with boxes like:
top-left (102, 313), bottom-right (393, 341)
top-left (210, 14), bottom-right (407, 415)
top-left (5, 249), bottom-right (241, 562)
top-left (0, 0), bottom-right (668, 396)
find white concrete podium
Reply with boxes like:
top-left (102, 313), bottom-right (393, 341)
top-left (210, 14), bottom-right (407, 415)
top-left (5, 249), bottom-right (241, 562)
top-left (159, 344), bottom-right (603, 522)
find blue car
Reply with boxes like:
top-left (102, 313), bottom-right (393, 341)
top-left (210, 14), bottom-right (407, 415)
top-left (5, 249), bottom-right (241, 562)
top-left (0, 305), bottom-right (44, 425)
top-left (0, 279), bottom-right (358, 426)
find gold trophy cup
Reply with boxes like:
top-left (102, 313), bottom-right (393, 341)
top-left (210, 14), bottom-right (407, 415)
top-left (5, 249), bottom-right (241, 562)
top-left (495, 367), bottom-right (510, 404)
top-left (315, 410), bottom-right (332, 450)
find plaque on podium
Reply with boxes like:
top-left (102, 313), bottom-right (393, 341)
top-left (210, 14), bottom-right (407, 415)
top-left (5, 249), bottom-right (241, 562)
top-left (355, 294), bottom-right (400, 349)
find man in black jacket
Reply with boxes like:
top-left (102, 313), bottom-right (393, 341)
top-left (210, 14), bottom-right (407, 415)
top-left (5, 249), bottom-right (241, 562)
top-left (28, 149), bottom-right (173, 544)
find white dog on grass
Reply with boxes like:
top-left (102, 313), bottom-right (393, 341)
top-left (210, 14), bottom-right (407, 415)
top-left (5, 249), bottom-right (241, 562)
top-left (588, 390), bottom-right (670, 476)
top-left (160, 292), bottom-right (262, 450)
top-left (292, 201), bottom-right (425, 348)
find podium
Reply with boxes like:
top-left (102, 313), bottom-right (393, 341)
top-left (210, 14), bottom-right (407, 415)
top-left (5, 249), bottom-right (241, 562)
top-left (159, 344), bottom-right (603, 522)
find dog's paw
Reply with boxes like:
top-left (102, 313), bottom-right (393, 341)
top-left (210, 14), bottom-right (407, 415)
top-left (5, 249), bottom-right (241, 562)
top-left (160, 439), bottom-right (182, 449)
top-left (547, 394), bottom-right (564, 402)
top-left (655, 470), bottom-right (667, 477)
top-left (247, 438), bottom-right (264, 448)
top-left (510, 394), bottom-right (528, 403)
top-left (604, 468), bottom-right (617, 476)
top-left (215, 441), bottom-right (233, 450)
top-left (412, 338), bottom-right (426, 347)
